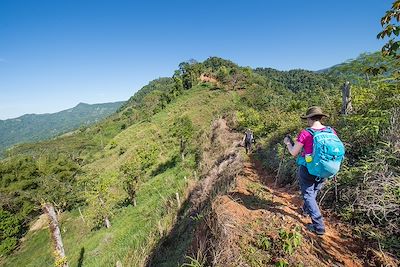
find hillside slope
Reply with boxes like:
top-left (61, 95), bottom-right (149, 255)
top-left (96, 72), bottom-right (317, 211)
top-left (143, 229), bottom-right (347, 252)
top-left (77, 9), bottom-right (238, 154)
top-left (1, 85), bottom-right (237, 267)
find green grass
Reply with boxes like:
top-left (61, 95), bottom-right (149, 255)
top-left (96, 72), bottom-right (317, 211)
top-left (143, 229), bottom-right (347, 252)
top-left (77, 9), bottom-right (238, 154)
top-left (1, 86), bottom-right (235, 267)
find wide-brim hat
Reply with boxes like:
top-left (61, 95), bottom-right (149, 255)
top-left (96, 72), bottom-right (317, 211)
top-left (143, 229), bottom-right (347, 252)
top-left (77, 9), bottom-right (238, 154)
top-left (301, 106), bottom-right (329, 119)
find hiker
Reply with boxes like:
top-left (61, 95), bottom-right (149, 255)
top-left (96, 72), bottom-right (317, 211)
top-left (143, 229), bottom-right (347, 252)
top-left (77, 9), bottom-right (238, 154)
top-left (283, 106), bottom-right (344, 236)
top-left (242, 129), bottom-right (254, 154)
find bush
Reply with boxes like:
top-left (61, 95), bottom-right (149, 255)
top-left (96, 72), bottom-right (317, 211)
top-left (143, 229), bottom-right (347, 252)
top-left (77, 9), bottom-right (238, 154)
top-left (0, 237), bottom-right (18, 256)
top-left (0, 209), bottom-right (22, 255)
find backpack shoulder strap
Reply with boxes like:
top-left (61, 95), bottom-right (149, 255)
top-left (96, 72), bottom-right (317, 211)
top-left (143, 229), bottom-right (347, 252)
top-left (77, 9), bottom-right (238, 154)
top-left (306, 127), bottom-right (333, 136)
top-left (306, 128), bottom-right (315, 136)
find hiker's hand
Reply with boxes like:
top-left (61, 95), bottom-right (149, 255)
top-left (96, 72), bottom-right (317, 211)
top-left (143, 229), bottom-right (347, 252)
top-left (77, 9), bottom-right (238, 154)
top-left (284, 136), bottom-right (291, 145)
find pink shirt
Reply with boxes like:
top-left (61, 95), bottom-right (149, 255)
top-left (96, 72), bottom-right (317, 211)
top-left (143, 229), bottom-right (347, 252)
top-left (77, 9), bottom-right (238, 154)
top-left (297, 127), bottom-right (337, 156)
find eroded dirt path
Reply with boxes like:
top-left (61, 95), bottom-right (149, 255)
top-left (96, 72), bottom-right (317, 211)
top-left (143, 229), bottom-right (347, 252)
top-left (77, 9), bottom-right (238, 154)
top-left (147, 119), bottom-right (397, 266)
top-left (209, 158), bottom-right (395, 266)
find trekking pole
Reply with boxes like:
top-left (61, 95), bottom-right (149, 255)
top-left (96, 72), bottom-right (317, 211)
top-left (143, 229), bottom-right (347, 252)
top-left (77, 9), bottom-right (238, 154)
top-left (275, 149), bottom-right (285, 187)
top-left (334, 175), bottom-right (338, 203)
top-left (273, 144), bottom-right (287, 202)
top-left (272, 135), bottom-right (293, 202)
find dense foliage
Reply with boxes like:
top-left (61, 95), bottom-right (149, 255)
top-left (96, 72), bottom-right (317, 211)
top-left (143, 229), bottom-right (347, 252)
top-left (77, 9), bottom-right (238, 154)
top-left (120, 77), bottom-right (174, 110)
top-left (254, 68), bottom-right (336, 92)
top-left (236, 54), bottom-right (400, 256)
top-left (0, 154), bottom-right (81, 255)
top-left (378, 0), bottom-right (400, 60)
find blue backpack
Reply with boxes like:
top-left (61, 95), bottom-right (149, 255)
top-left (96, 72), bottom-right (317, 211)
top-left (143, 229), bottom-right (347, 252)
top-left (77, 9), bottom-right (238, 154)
top-left (300, 127), bottom-right (345, 180)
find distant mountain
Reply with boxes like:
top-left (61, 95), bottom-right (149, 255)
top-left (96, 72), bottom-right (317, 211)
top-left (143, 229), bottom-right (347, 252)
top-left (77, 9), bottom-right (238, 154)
top-left (0, 101), bottom-right (125, 154)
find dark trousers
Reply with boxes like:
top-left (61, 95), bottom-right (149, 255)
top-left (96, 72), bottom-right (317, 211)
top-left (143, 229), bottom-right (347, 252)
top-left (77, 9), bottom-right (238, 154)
top-left (298, 165), bottom-right (325, 231)
top-left (245, 141), bottom-right (251, 154)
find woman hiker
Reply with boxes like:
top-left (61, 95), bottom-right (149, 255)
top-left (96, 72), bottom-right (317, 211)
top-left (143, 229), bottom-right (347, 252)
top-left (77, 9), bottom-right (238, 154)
top-left (283, 106), bottom-right (338, 236)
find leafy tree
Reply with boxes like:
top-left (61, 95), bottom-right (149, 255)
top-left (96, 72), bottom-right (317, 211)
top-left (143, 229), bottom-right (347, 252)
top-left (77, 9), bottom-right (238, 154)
top-left (172, 70), bottom-right (184, 97)
top-left (141, 90), bottom-right (163, 118)
top-left (376, 0), bottom-right (400, 86)
top-left (119, 141), bottom-right (161, 207)
top-left (377, 0), bottom-right (400, 58)
top-left (203, 57), bottom-right (238, 70)
top-left (171, 116), bottom-right (195, 160)
top-left (159, 92), bottom-right (171, 109)
top-left (120, 160), bottom-right (141, 207)
top-left (216, 66), bottom-right (230, 84)
top-left (176, 60), bottom-right (203, 90)
top-left (84, 171), bottom-right (120, 229)
top-left (35, 154), bottom-right (82, 213)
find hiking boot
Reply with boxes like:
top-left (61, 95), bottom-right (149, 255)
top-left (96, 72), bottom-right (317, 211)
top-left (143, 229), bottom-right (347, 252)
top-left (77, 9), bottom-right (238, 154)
top-left (306, 224), bottom-right (325, 236)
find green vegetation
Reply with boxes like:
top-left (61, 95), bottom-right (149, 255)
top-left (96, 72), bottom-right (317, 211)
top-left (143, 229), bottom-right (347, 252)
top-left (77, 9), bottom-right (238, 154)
top-left (0, 70), bottom-right (235, 264)
top-left (0, 101), bottom-right (124, 156)
top-left (237, 53), bottom-right (399, 257)
top-left (1, 6), bottom-right (400, 262)
top-left (377, 0), bottom-right (400, 59)
top-left (241, 224), bottom-right (303, 267)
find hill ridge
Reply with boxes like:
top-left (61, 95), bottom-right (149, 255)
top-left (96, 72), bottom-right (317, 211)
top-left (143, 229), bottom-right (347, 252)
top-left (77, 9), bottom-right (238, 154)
top-left (0, 101), bottom-right (125, 155)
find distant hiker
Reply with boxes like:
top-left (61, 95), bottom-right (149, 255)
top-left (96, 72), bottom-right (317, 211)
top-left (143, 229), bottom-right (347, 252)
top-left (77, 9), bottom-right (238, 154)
top-left (242, 129), bottom-right (255, 154)
top-left (283, 106), bottom-right (345, 235)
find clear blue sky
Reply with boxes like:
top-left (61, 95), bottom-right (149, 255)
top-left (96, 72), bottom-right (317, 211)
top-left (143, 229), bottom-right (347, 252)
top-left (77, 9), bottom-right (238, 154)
top-left (0, 0), bottom-right (389, 119)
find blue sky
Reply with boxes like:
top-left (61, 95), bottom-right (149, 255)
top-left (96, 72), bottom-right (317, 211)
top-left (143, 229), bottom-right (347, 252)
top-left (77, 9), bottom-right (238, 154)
top-left (0, 0), bottom-right (389, 119)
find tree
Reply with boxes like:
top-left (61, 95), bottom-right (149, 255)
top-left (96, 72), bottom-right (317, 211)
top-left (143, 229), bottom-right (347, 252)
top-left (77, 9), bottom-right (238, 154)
top-left (216, 66), bottom-right (229, 85)
top-left (32, 154), bottom-right (81, 266)
top-left (141, 90), bottom-right (163, 118)
top-left (177, 60), bottom-right (203, 90)
top-left (341, 81), bottom-right (353, 115)
top-left (36, 154), bottom-right (81, 214)
top-left (120, 160), bottom-right (141, 207)
top-left (171, 116), bottom-right (195, 160)
top-left (230, 67), bottom-right (253, 90)
top-left (119, 142), bottom-right (159, 206)
top-left (377, 0), bottom-right (400, 58)
top-left (159, 92), bottom-right (171, 109)
top-left (43, 203), bottom-right (68, 267)
top-left (172, 70), bottom-right (184, 97)
top-left (377, 0), bottom-right (400, 80)
top-left (84, 171), bottom-right (120, 229)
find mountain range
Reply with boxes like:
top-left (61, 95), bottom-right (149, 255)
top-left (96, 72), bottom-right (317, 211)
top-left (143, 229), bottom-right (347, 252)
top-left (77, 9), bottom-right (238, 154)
top-left (0, 101), bottom-right (125, 155)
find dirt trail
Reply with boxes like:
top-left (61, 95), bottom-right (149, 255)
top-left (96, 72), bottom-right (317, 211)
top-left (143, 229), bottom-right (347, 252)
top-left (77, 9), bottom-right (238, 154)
top-left (242, 160), bottom-right (362, 266)
top-left (206, 158), bottom-right (397, 266)
top-left (148, 119), bottom-right (397, 266)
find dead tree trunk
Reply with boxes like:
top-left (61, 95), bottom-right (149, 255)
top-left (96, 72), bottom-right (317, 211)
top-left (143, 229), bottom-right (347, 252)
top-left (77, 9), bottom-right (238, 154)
top-left (175, 192), bottom-right (181, 208)
top-left (341, 81), bottom-right (353, 115)
top-left (126, 181), bottom-right (137, 207)
top-left (365, 73), bottom-right (372, 88)
top-left (104, 216), bottom-right (111, 228)
top-left (98, 196), bottom-right (111, 228)
top-left (78, 207), bottom-right (85, 223)
top-left (43, 203), bottom-right (68, 267)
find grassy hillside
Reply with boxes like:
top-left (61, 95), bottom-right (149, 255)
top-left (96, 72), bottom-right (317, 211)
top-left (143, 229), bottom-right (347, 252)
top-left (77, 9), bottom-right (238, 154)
top-left (1, 85), bottom-right (236, 266)
top-left (0, 101), bottom-right (125, 155)
top-left (1, 54), bottom-right (399, 266)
